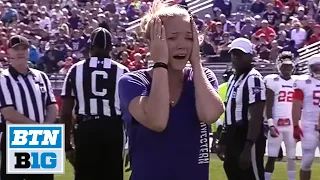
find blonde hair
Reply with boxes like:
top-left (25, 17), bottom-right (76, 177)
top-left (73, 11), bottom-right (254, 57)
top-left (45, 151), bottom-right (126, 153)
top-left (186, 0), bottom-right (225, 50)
top-left (140, 0), bottom-right (190, 39)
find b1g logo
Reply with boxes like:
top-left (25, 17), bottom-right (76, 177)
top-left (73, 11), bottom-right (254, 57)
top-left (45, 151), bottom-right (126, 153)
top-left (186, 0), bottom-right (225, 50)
top-left (6, 124), bottom-right (65, 174)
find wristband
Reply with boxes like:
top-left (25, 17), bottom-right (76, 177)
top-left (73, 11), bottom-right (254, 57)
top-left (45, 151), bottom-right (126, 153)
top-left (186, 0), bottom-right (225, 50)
top-left (153, 62), bottom-right (168, 70)
top-left (267, 118), bottom-right (275, 127)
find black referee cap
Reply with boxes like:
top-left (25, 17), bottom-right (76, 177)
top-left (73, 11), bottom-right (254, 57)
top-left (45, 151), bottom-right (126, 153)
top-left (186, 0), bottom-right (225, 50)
top-left (89, 27), bottom-right (112, 50)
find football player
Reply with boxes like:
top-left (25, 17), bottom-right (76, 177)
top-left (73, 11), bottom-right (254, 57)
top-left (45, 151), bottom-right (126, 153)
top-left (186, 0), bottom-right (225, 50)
top-left (264, 51), bottom-right (296, 180)
top-left (292, 54), bottom-right (320, 180)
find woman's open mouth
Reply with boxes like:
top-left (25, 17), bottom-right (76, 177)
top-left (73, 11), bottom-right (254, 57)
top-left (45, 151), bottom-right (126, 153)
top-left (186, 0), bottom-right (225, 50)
top-left (173, 55), bottom-right (186, 60)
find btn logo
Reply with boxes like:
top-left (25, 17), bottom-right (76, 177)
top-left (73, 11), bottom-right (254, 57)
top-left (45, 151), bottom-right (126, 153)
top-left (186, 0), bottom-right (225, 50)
top-left (6, 124), bottom-right (65, 174)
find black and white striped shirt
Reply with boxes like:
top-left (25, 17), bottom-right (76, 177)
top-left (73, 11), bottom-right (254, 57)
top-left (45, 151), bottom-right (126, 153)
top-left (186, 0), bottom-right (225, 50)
top-left (61, 57), bottom-right (129, 116)
top-left (0, 66), bottom-right (56, 123)
top-left (225, 68), bottom-right (266, 125)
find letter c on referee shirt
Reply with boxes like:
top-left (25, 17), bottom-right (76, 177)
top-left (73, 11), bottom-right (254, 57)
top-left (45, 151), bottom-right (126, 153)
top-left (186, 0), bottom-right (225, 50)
top-left (91, 70), bottom-right (108, 96)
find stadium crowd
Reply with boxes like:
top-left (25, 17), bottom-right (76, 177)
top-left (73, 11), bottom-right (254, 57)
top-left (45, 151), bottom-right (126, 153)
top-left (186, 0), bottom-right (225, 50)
top-left (202, 0), bottom-right (320, 64)
top-left (0, 0), bottom-right (155, 74)
top-left (0, 0), bottom-right (318, 73)
top-left (1, 0), bottom-right (320, 179)
top-left (0, 0), bottom-right (311, 80)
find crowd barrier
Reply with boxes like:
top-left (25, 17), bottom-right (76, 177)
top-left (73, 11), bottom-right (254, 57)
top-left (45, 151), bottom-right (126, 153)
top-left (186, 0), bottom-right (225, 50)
top-left (295, 41), bottom-right (320, 74)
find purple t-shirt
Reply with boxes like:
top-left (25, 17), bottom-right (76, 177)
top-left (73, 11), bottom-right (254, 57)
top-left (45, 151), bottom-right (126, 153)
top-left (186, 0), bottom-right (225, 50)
top-left (119, 67), bottom-right (218, 180)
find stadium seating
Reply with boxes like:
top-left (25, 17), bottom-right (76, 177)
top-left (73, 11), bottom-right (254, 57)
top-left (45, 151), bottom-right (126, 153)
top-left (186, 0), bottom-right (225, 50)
top-left (125, 0), bottom-right (214, 32)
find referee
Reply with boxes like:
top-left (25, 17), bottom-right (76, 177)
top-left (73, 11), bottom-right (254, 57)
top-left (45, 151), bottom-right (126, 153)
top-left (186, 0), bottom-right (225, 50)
top-left (0, 35), bottom-right (58, 180)
top-left (220, 38), bottom-right (266, 180)
top-left (60, 27), bottom-right (129, 180)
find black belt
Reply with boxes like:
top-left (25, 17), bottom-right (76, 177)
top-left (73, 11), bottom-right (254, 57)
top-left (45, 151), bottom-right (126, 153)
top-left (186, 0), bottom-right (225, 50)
top-left (226, 120), bottom-right (246, 127)
top-left (76, 115), bottom-right (121, 123)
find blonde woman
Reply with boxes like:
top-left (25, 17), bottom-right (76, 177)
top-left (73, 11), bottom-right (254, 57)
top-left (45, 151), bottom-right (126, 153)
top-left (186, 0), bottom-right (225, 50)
top-left (118, 1), bottom-right (224, 179)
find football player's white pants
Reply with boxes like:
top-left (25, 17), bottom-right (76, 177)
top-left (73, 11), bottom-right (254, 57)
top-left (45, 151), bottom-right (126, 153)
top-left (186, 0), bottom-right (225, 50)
top-left (301, 124), bottom-right (320, 171)
top-left (267, 130), bottom-right (296, 159)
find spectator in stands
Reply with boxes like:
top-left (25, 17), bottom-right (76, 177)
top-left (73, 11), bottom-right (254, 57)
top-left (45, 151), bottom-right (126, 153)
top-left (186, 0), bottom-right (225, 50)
top-left (233, 13), bottom-right (244, 33)
top-left (270, 0), bottom-right (284, 11)
top-left (193, 15), bottom-right (205, 31)
top-left (59, 56), bottom-right (73, 74)
top-left (105, 0), bottom-right (116, 14)
top-left (309, 24), bottom-right (320, 44)
top-left (277, 30), bottom-right (290, 46)
top-left (229, 24), bottom-right (241, 40)
top-left (263, 3), bottom-right (279, 27)
top-left (212, 21), bottom-right (224, 47)
top-left (255, 20), bottom-right (276, 42)
top-left (220, 14), bottom-right (232, 32)
top-left (217, 32), bottom-right (231, 60)
top-left (29, 41), bottom-right (40, 64)
top-left (285, 0), bottom-right (299, 13)
top-left (269, 40), bottom-right (282, 62)
top-left (130, 53), bottom-right (145, 71)
top-left (258, 43), bottom-right (271, 60)
top-left (297, 6), bottom-right (305, 19)
top-left (241, 17), bottom-right (255, 37)
top-left (213, 0), bottom-right (232, 18)
top-left (201, 35), bottom-right (215, 56)
top-left (279, 6), bottom-right (291, 24)
top-left (120, 51), bottom-right (132, 66)
top-left (305, 0), bottom-right (317, 16)
top-left (212, 7), bottom-right (222, 21)
top-left (204, 14), bottom-right (215, 32)
top-left (280, 39), bottom-right (299, 58)
top-left (2, 2), bottom-right (18, 25)
top-left (252, 15), bottom-right (262, 33)
top-left (291, 21), bottom-right (307, 48)
top-left (97, 13), bottom-right (110, 30)
top-left (250, 0), bottom-right (265, 15)
top-left (129, 42), bottom-right (146, 61)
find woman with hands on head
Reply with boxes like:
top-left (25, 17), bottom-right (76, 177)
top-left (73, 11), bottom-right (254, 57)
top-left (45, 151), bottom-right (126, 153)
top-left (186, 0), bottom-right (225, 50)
top-left (118, 0), bottom-right (225, 179)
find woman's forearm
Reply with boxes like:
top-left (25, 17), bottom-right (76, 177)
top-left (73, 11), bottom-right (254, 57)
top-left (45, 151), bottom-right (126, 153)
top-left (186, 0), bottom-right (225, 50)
top-left (145, 68), bottom-right (170, 131)
top-left (193, 63), bottom-right (225, 124)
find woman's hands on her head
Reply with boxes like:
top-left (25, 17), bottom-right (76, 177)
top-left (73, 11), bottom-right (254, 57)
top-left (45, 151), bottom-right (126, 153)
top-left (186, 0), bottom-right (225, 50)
top-left (150, 17), bottom-right (169, 64)
top-left (189, 18), bottom-right (202, 66)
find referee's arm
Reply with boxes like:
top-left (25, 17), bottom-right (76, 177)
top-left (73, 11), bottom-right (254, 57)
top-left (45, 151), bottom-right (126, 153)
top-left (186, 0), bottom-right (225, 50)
top-left (0, 76), bottom-right (37, 124)
top-left (246, 75), bottom-right (266, 144)
top-left (42, 72), bottom-right (58, 124)
top-left (60, 67), bottom-right (76, 148)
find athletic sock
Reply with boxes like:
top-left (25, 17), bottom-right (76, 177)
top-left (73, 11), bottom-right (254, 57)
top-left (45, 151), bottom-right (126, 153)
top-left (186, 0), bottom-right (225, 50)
top-left (265, 172), bottom-right (272, 180)
top-left (288, 171), bottom-right (296, 180)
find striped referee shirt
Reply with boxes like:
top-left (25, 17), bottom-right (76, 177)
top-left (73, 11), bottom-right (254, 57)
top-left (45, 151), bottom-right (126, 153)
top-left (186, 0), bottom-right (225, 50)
top-left (0, 66), bottom-right (56, 123)
top-left (225, 68), bottom-right (266, 125)
top-left (61, 57), bottom-right (129, 116)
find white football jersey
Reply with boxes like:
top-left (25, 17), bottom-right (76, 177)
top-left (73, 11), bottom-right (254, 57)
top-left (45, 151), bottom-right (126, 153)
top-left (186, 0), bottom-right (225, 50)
top-left (265, 74), bottom-right (296, 129)
top-left (293, 74), bottom-right (320, 125)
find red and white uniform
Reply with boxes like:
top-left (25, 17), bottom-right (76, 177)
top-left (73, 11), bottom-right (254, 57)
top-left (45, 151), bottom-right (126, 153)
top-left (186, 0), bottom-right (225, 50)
top-left (293, 74), bottom-right (320, 151)
top-left (265, 74), bottom-right (296, 158)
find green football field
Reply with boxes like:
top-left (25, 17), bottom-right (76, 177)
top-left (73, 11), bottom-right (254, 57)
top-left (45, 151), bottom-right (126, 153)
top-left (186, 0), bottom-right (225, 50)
top-left (55, 155), bottom-right (320, 180)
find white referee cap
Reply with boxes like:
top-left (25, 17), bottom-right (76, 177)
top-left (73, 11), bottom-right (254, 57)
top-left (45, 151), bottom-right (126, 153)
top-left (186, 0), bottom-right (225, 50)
top-left (228, 37), bottom-right (253, 54)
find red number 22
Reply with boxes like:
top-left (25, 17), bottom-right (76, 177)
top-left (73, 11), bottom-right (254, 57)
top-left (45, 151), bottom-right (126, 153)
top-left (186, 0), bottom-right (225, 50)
top-left (278, 91), bottom-right (294, 102)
